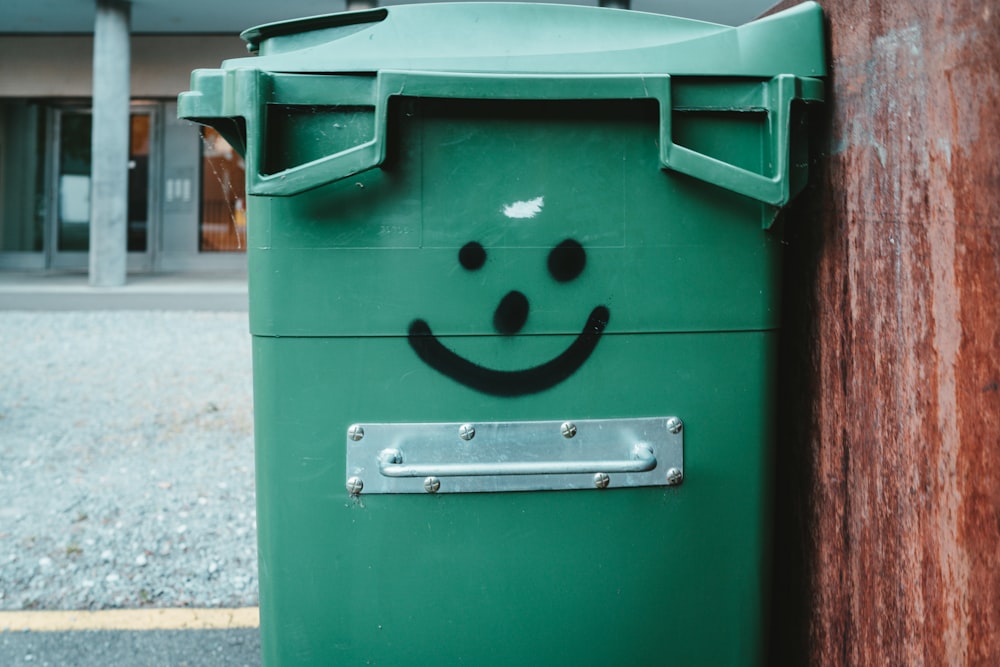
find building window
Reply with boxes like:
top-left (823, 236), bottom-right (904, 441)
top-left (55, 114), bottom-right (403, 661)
top-left (0, 100), bottom-right (46, 253)
top-left (200, 126), bottom-right (246, 252)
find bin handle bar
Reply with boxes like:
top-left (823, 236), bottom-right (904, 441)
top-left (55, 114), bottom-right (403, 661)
top-left (245, 70), bottom-right (823, 207)
top-left (661, 74), bottom-right (823, 210)
top-left (377, 443), bottom-right (656, 478)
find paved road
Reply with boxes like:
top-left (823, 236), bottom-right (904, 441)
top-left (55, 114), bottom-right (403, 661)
top-left (1, 628), bottom-right (259, 667)
top-left (0, 304), bottom-right (260, 666)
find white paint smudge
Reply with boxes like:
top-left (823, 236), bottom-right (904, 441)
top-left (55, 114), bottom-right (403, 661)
top-left (502, 196), bottom-right (544, 219)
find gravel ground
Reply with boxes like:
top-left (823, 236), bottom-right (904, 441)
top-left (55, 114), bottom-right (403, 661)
top-left (0, 312), bottom-right (256, 611)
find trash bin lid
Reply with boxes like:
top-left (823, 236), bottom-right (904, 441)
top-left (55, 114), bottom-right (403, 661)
top-left (180, 3), bottom-right (825, 201)
top-left (234, 2), bottom-right (825, 78)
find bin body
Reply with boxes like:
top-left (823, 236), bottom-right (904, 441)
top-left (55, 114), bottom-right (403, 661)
top-left (180, 4), bottom-right (825, 665)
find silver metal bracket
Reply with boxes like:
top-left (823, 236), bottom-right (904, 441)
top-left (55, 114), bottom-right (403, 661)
top-left (345, 417), bottom-right (684, 495)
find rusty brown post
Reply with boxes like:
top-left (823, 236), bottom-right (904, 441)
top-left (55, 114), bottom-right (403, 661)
top-left (770, 1), bottom-right (1000, 664)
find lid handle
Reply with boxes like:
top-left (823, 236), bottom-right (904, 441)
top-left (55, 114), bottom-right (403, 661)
top-left (181, 70), bottom-right (823, 207)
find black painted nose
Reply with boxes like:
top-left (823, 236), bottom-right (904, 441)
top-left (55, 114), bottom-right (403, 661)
top-left (493, 290), bottom-right (529, 335)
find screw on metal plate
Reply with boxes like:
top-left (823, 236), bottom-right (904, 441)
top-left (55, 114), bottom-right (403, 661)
top-left (346, 477), bottom-right (364, 495)
top-left (665, 468), bottom-right (684, 486)
top-left (458, 424), bottom-right (476, 441)
top-left (424, 477), bottom-right (441, 494)
top-left (593, 472), bottom-right (610, 489)
top-left (666, 417), bottom-right (683, 435)
top-left (348, 424), bottom-right (365, 441)
top-left (379, 448), bottom-right (402, 465)
top-left (561, 422), bottom-right (577, 439)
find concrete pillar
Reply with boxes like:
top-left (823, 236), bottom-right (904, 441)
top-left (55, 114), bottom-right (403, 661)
top-left (89, 0), bottom-right (131, 287)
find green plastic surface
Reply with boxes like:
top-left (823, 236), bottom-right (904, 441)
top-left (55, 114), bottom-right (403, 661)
top-left (237, 1), bottom-right (825, 77)
top-left (177, 3), bottom-right (826, 665)
top-left (253, 331), bottom-right (777, 666)
top-left (247, 94), bottom-right (787, 337)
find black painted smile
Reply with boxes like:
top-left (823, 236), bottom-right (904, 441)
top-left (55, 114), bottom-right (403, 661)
top-left (407, 306), bottom-right (610, 397)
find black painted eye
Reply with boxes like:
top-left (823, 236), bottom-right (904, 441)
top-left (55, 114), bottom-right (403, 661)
top-left (547, 239), bottom-right (586, 283)
top-left (459, 241), bottom-right (487, 271)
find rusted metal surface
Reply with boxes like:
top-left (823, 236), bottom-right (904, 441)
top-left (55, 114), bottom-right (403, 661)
top-left (770, 1), bottom-right (1000, 665)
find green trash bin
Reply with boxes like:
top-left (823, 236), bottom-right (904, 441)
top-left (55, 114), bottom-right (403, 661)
top-left (179, 3), bottom-right (825, 664)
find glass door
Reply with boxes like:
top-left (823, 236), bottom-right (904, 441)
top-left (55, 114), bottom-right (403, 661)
top-left (53, 110), bottom-right (91, 258)
top-left (127, 111), bottom-right (152, 256)
top-left (50, 106), bottom-right (156, 270)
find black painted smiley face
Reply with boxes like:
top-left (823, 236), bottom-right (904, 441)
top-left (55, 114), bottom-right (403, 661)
top-left (407, 239), bottom-right (611, 397)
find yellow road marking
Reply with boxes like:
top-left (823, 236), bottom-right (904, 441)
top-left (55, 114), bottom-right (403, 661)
top-left (0, 607), bottom-right (259, 632)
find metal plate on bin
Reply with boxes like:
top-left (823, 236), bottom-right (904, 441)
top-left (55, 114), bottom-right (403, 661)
top-left (345, 417), bottom-right (684, 494)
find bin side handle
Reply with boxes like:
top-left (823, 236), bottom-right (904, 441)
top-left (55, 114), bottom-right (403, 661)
top-left (661, 74), bottom-right (824, 209)
top-left (378, 443), bottom-right (657, 478)
top-left (244, 71), bottom-right (823, 207)
top-left (346, 416), bottom-right (683, 494)
top-left (246, 71), bottom-right (677, 197)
